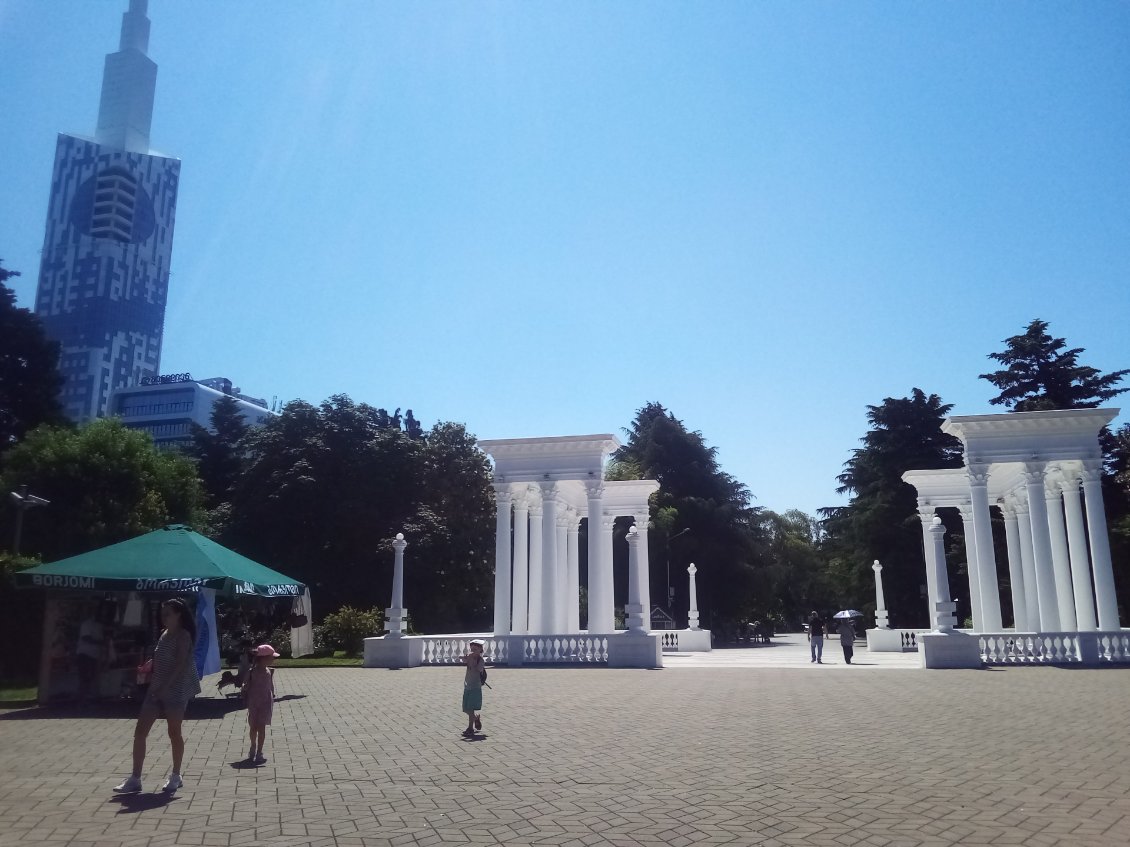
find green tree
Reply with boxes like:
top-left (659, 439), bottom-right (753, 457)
top-left (224, 396), bottom-right (494, 630)
top-left (0, 260), bottom-right (64, 452)
top-left (758, 510), bottom-right (831, 627)
top-left (613, 403), bottom-right (765, 635)
top-left (0, 418), bottom-right (203, 560)
top-left (980, 319), bottom-right (1129, 412)
top-left (185, 395), bottom-right (249, 510)
top-left (821, 389), bottom-right (964, 627)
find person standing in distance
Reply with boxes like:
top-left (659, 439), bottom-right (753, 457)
top-left (839, 618), bottom-right (856, 664)
top-left (808, 611), bottom-right (825, 664)
top-left (461, 639), bottom-right (486, 737)
top-left (112, 598), bottom-right (201, 794)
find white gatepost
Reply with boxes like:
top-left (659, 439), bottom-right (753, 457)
top-left (872, 560), bottom-right (889, 629)
top-left (634, 512), bottom-right (653, 633)
top-left (363, 532), bottom-right (424, 668)
top-left (687, 563), bottom-right (700, 630)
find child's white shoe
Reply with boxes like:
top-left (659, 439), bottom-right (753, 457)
top-left (113, 775), bottom-right (142, 793)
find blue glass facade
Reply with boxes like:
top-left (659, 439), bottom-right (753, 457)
top-left (35, 133), bottom-right (180, 423)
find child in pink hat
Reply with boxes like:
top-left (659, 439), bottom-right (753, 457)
top-left (243, 644), bottom-right (278, 764)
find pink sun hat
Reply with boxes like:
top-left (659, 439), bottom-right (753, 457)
top-left (255, 644), bottom-right (280, 658)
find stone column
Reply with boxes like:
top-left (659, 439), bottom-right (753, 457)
top-left (510, 492), bottom-right (529, 635)
top-left (625, 526), bottom-right (646, 634)
top-left (1015, 500), bottom-right (1040, 631)
top-left (492, 485), bottom-right (512, 636)
top-left (554, 511), bottom-right (569, 632)
top-left (1061, 476), bottom-right (1097, 631)
top-left (687, 563), bottom-right (700, 630)
top-left (585, 483), bottom-right (607, 633)
top-left (527, 495), bottom-right (544, 633)
top-left (918, 505), bottom-right (939, 624)
top-left (539, 483), bottom-right (559, 634)
top-left (872, 560), bottom-right (889, 629)
top-left (967, 466), bottom-right (1003, 631)
top-left (634, 512), bottom-right (653, 633)
top-left (929, 517), bottom-right (958, 632)
top-left (1081, 462), bottom-right (1120, 630)
top-left (957, 504), bottom-right (984, 631)
top-left (386, 533), bottom-right (408, 638)
top-left (566, 512), bottom-right (581, 633)
top-left (600, 514), bottom-right (617, 630)
top-left (999, 502), bottom-right (1027, 630)
top-left (1023, 463), bottom-right (1060, 631)
top-left (1044, 479), bottom-right (1077, 631)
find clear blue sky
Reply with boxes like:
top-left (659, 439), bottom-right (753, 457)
top-left (2, 1), bottom-right (1128, 517)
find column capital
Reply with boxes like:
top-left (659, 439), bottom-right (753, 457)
top-left (1080, 459), bottom-right (1103, 484)
top-left (872, 559), bottom-right (882, 573)
top-left (687, 562), bottom-right (697, 576)
top-left (600, 514), bottom-right (617, 531)
top-left (956, 502), bottom-right (974, 521)
top-left (632, 512), bottom-right (651, 531)
top-left (967, 464), bottom-right (991, 488)
top-left (1020, 461), bottom-right (1047, 486)
top-left (527, 501), bottom-right (543, 519)
top-left (392, 531), bottom-right (407, 552)
top-left (584, 481), bottom-right (605, 499)
top-left (492, 484), bottom-right (513, 505)
top-left (917, 501), bottom-right (938, 524)
top-left (539, 480), bottom-right (560, 499)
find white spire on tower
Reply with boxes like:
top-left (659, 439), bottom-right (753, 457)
top-left (95, 0), bottom-right (157, 154)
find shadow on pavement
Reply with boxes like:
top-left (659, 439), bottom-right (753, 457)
top-left (229, 759), bottom-right (261, 770)
top-left (108, 792), bottom-right (180, 814)
top-left (0, 696), bottom-right (245, 721)
top-left (274, 694), bottom-right (306, 702)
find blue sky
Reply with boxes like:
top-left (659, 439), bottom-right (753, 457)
top-left (2, 1), bottom-right (1128, 517)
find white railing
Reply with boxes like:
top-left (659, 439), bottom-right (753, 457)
top-left (660, 631), bottom-right (679, 651)
top-left (419, 636), bottom-right (510, 666)
top-left (977, 631), bottom-right (1130, 665)
top-left (519, 635), bottom-right (609, 663)
top-left (866, 628), bottom-right (927, 652)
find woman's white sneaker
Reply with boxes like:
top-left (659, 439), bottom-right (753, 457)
top-left (160, 773), bottom-right (182, 792)
top-left (113, 775), bottom-right (142, 793)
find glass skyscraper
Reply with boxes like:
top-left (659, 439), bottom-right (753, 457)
top-left (34, 0), bottom-right (180, 423)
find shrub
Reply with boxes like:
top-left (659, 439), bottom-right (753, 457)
top-left (320, 606), bottom-right (385, 656)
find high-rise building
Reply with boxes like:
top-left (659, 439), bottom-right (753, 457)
top-left (34, 0), bottom-right (180, 423)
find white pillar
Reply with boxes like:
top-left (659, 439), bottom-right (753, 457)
top-left (687, 563), bottom-right (700, 630)
top-left (1023, 463), bottom-right (1060, 631)
top-left (1015, 500), bottom-right (1040, 631)
top-left (386, 533), bottom-right (408, 638)
top-left (1061, 477), bottom-right (1097, 631)
top-left (872, 560), bottom-right (889, 629)
top-left (1044, 480), bottom-right (1077, 631)
top-left (918, 505), bottom-right (939, 626)
top-left (634, 512), bottom-right (653, 633)
top-left (1000, 503), bottom-right (1027, 630)
top-left (527, 496), bottom-right (544, 633)
top-left (492, 485), bottom-right (512, 636)
top-left (554, 511), bottom-right (568, 632)
top-left (585, 483), bottom-right (607, 633)
top-left (511, 492), bottom-right (529, 635)
top-left (566, 513), bottom-right (581, 633)
top-left (600, 514), bottom-right (617, 630)
top-left (957, 504), bottom-right (983, 632)
top-left (626, 525), bottom-right (646, 634)
top-left (1081, 462), bottom-right (1121, 630)
top-left (929, 517), bottom-right (958, 632)
top-left (967, 467), bottom-right (1003, 631)
top-left (539, 483), bottom-right (558, 634)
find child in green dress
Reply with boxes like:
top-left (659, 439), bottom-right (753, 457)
top-left (460, 639), bottom-right (485, 737)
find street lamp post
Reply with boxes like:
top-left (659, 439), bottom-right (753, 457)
top-left (9, 486), bottom-right (49, 556)
top-left (665, 527), bottom-right (691, 612)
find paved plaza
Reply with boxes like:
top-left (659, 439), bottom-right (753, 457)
top-left (2, 647), bottom-right (1129, 847)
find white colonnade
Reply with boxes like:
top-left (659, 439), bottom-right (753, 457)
top-left (480, 436), bottom-right (661, 636)
top-left (904, 408), bottom-right (1122, 635)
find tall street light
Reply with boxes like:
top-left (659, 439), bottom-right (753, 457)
top-left (9, 485), bottom-right (50, 556)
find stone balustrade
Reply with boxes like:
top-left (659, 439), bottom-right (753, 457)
top-left (366, 632), bottom-right (661, 667)
top-left (977, 631), bottom-right (1130, 665)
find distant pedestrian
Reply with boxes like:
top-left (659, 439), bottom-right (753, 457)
top-left (112, 598), bottom-right (201, 794)
top-left (839, 619), bottom-right (856, 664)
top-left (461, 639), bottom-right (486, 737)
top-left (808, 612), bottom-right (825, 664)
top-left (243, 644), bottom-right (278, 764)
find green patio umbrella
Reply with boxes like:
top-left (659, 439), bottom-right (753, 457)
top-left (14, 524), bottom-right (304, 598)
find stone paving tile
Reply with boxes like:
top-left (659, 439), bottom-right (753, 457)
top-left (2, 662), bottom-right (1130, 846)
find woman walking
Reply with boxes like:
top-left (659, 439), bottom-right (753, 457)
top-left (113, 598), bottom-right (201, 793)
top-left (839, 618), bottom-right (856, 664)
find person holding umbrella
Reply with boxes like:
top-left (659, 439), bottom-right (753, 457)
top-left (834, 610), bottom-right (863, 664)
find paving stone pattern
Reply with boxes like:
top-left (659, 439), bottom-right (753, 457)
top-left (1, 664), bottom-right (1129, 847)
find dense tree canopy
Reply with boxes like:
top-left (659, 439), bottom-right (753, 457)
top-left (0, 260), bottom-right (64, 453)
top-left (821, 389), bottom-right (964, 626)
top-left (0, 418), bottom-right (203, 560)
top-left (980, 319), bottom-right (1128, 412)
top-left (221, 396), bottom-right (494, 631)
